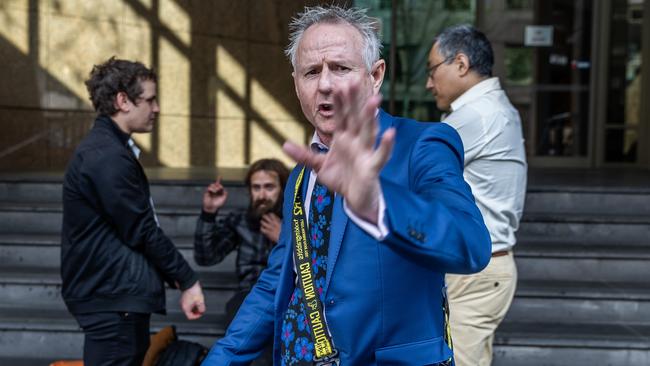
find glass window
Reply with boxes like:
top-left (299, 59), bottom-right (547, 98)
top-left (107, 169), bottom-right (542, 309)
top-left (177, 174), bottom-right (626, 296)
top-left (445, 0), bottom-right (471, 11)
top-left (604, 0), bottom-right (643, 163)
top-left (506, 0), bottom-right (533, 10)
top-left (355, 0), bottom-right (475, 121)
top-left (505, 46), bottom-right (533, 86)
top-left (483, 0), bottom-right (593, 158)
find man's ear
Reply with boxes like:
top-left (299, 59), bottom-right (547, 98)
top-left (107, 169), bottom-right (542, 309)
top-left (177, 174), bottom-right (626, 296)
top-left (456, 53), bottom-right (471, 77)
top-left (114, 91), bottom-right (131, 113)
top-left (370, 59), bottom-right (386, 93)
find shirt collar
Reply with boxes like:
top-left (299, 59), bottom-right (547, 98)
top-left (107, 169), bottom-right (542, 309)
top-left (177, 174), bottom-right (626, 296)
top-left (450, 77), bottom-right (501, 112)
top-left (95, 114), bottom-right (140, 158)
top-left (128, 138), bottom-right (141, 159)
top-left (310, 132), bottom-right (329, 154)
top-left (96, 114), bottom-right (131, 146)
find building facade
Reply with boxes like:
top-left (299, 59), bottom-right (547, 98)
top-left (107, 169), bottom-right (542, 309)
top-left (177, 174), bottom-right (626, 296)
top-left (1, 0), bottom-right (648, 171)
top-left (362, 0), bottom-right (650, 169)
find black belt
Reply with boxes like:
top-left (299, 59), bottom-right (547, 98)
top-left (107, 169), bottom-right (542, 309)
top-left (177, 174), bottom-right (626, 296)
top-left (492, 250), bottom-right (510, 257)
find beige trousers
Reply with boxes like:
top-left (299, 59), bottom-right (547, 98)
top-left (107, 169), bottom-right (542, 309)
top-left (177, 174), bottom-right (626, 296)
top-left (445, 251), bottom-right (517, 366)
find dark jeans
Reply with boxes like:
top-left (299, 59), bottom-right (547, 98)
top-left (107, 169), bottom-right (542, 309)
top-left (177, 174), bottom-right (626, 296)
top-left (74, 311), bottom-right (151, 366)
top-left (226, 290), bottom-right (273, 366)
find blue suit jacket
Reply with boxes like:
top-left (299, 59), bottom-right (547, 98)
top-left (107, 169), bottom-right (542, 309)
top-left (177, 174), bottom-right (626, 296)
top-left (202, 110), bottom-right (491, 365)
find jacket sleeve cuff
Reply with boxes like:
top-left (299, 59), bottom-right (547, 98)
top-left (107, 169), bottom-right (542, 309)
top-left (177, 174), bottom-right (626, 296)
top-left (177, 269), bottom-right (200, 291)
top-left (200, 210), bottom-right (217, 222)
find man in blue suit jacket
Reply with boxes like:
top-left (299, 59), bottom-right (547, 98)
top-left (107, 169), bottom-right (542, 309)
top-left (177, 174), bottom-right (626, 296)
top-left (202, 5), bottom-right (491, 366)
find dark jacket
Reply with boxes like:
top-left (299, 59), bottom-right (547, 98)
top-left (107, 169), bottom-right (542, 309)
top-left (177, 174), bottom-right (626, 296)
top-left (61, 115), bottom-right (198, 315)
top-left (194, 211), bottom-right (274, 290)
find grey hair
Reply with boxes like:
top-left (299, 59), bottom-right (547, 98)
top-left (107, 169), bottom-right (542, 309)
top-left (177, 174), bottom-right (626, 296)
top-left (434, 24), bottom-right (494, 77)
top-left (285, 5), bottom-right (383, 71)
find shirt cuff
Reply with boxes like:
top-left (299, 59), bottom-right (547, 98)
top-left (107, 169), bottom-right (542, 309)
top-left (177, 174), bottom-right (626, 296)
top-left (343, 191), bottom-right (389, 240)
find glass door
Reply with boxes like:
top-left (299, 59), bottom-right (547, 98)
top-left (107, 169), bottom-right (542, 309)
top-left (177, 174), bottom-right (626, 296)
top-left (478, 0), bottom-right (596, 167)
top-left (600, 0), bottom-right (649, 166)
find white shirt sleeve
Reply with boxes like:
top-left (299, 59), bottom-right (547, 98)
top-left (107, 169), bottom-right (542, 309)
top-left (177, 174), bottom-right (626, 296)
top-left (343, 191), bottom-right (389, 240)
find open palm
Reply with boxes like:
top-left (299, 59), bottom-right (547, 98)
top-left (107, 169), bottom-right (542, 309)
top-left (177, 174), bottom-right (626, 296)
top-left (283, 82), bottom-right (395, 223)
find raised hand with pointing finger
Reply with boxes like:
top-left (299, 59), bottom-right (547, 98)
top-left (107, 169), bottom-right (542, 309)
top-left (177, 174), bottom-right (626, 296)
top-left (203, 178), bottom-right (228, 214)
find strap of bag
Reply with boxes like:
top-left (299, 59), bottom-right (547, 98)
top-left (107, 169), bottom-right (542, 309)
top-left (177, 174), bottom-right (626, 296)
top-left (291, 167), bottom-right (339, 365)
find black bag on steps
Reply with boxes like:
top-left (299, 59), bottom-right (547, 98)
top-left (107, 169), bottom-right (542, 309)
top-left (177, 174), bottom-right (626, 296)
top-left (154, 339), bottom-right (209, 366)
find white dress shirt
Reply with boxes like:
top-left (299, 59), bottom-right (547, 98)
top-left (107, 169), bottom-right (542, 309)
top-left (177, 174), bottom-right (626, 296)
top-left (443, 77), bottom-right (527, 252)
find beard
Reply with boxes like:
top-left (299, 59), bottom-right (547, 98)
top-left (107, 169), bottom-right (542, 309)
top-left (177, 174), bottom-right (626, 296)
top-left (246, 197), bottom-right (283, 229)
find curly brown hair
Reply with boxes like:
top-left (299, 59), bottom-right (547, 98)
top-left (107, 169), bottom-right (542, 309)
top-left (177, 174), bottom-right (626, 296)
top-left (84, 56), bottom-right (157, 115)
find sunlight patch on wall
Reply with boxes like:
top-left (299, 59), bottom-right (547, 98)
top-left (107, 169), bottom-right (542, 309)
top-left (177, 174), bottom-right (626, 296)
top-left (160, 0), bottom-right (190, 45)
top-left (251, 119), bottom-right (305, 167)
top-left (216, 44), bottom-right (246, 167)
top-left (131, 133), bottom-right (151, 153)
top-left (44, 14), bottom-right (119, 109)
top-left (216, 44), bottom-right (246, 118)
top-left (158, 37), bottom-right (189, 167)
top-left (0, 3), bottom-right (29, 55)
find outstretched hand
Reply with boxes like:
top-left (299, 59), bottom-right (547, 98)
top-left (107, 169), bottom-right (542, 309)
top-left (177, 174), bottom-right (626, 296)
top-left (283, 83), bottom-right (395, 224)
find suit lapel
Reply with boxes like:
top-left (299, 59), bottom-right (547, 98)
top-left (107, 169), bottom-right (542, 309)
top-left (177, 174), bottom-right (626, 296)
top-left (325, 194), bottom-right (347, 294)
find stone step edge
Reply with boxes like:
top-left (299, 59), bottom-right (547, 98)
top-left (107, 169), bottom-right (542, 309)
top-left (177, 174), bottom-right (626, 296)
top-left (3, 234), bottom-right (648, 258)
top-left (495, 324), bottom-right (650, 350)
top-left (515, 279), bottom-right (650, 301)
top-left (521, 212), bottom-right (650, 224)
top-left (0, 233), bottom-right (199, 249)
top-left (0, 315), bottom-right (226, 337)
top-left (515, 243), bottom-right (650, 260)
top-left (0, 267), bottom-right (238, 290)
top-left (2, 266), bottom-right (649, 303)
top-left (4, 202), bottom-right (650, 225)
top-left (4, 175), bottom-right (648, 194)
top-left (0, 202), bottom-right (238, 215)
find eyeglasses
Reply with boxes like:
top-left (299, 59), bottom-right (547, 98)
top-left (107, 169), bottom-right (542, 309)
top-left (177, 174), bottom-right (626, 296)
top-left (426, 56), bottom-right (453, 80)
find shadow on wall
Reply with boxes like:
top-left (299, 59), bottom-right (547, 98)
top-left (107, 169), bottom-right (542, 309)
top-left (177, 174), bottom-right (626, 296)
top-left (0, 0), bottom-right (95, 171)
top-left (0, 0), bottom-right (323, 172)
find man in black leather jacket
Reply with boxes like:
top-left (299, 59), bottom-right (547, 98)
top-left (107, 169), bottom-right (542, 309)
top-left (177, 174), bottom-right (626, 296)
top-left (61, 57), bottom-right (205, 366)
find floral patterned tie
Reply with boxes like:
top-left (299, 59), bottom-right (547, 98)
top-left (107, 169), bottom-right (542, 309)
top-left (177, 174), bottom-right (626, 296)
top-left (280, 180), bottom-right (333, 366)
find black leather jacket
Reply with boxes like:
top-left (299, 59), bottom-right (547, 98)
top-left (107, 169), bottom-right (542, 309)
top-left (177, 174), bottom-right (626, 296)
top-left (61, 115), bottom-right (198, 315)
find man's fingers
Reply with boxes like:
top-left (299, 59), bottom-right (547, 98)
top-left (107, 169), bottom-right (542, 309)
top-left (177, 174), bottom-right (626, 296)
top-left (371, 127), bottom-right (395, 171)
top-left (334, 81), bottom-right (363, 135)
top-left (359, 94), bottom-right (382, 147)
top-left (283, 141), bottom-right (325, 171)
top-left (190, 301), bottom-right (206, 319)
top-left (332, 86), bottom-right (349, 132)
top-left (195, 301), bottom-right (206, 315)
top-left (207, 183), bottom-right (223, 193)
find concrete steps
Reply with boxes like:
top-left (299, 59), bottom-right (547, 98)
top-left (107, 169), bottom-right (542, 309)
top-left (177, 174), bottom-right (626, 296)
top-left (492, 185), bottom-right (650, 365)
top-left (2, 172), bottom-right (650, 364)
top-left (0, 177), bottom-right (243, 364)
top-left (494, 323), bottom-right (650, 366)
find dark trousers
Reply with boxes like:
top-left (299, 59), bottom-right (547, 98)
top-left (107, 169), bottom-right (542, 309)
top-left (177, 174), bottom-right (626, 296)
top-left (74, 312), bottom-right (151, 366)
top-left (226, 290), bottom-right (273, 366)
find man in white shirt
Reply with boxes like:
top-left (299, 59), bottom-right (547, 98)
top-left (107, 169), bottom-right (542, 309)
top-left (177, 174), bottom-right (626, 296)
top-left (426, 25), bottom-right (527, 366)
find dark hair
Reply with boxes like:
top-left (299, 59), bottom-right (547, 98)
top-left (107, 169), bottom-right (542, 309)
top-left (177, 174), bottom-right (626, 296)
top-left (245, 158), bottom-right (290, 191)
top-left (84, 56), bottom-right (157, 115)
top-left (434, 24), bottom-right (493, 77)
